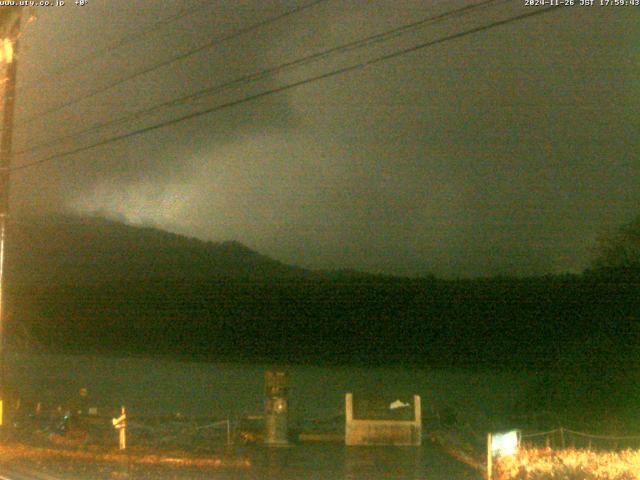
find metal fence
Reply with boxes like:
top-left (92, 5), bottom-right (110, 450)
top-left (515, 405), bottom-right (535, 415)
top-left (15, 406), bottom-right (236, 452)
top-left (522, 427), bottom-right (640, 451)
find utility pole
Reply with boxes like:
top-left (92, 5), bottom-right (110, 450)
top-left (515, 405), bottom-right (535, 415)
top-left (0, 7), bottom-right (24, 428)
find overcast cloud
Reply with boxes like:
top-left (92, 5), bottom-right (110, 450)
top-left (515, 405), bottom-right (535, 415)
top-left (8, 0), bottom-right (640, 277)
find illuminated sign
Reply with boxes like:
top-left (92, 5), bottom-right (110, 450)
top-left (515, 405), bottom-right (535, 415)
top-left (491, 430), bottom-right (520, 457)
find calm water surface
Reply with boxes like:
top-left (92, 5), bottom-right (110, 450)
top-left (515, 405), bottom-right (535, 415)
top-left (6, 352), bottom-right (515, 479)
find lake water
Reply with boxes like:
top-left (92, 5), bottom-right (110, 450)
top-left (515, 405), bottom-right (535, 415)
top-left (7, 353), bottom-right (526, 420)
top-left (4, 352), bottom-right (525, 479)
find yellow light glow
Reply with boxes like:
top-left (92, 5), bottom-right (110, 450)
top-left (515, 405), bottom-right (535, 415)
top-left (0, 39), bottom-right (13, 64)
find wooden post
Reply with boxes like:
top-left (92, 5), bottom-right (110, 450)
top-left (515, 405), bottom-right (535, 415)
top-left (413, 394), bottom-right (422, 446)
top-left (226, 418), bottom-right (231, 446)
top-left (345, 393), bottom-right (353, 446)
top-left (119, 406), bottom-right (126, 450)
top-left (0, 9), bottom-right (23, 429)
top-left (560, 427), bottom-right (565, 449)
top-left (487, 432), bottom-right (492, 480)
top-left (113, 406), bottom-right (126, 450)
top-left (119, 424), bottom-right (126, 450)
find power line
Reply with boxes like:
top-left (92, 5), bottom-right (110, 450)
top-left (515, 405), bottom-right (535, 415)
top-left (14, 0), bottom-right (329, 128)
top-left (15, 0), bottom-right (506, 158)
top-left (12, 5), bottom-right (564, 174)
top-left (24, 0), bottom-right (212, 87)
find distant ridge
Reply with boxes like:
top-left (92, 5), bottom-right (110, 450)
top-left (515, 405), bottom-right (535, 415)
top-left (5, 215), bottom-right (309, 285)
top-left (4, 212), bottom-right (637, 400)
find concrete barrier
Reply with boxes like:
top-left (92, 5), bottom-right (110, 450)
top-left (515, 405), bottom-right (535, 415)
top-left (345, 393), bottom-right (421, 446)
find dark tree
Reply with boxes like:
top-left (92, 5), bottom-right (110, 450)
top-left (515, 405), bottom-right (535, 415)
top-left (590, 215), bottom-right (640, 273)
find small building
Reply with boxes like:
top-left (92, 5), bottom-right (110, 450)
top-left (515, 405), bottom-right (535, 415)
top-left (345, 393), bottom-right (421, 446)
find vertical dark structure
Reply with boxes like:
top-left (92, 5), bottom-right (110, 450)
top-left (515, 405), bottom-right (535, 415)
top-left (264, 371), bottom-right (289, 446)
top-left (0, 7), bottom-right (24, 427)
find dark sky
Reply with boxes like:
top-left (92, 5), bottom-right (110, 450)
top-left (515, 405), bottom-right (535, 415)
top-left (7, 0), bottom-right (640, 278)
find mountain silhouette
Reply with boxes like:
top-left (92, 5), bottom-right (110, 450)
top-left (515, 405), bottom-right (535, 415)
top-left (1, 213), bottom-right (637, 399)
top-left (5, 215), bottom-right (307, 286)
